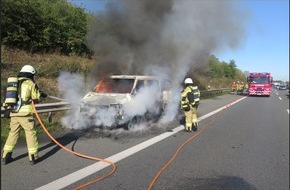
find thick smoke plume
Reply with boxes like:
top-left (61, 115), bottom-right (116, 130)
top-left (86, 0), bottom-right (247, 81)
top-left (59, 0), bottom-right (248, 129)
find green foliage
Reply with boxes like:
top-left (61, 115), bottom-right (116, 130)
top-left (208, 55), bottom-right (242, 80)
top-left (191, 55), bottom-right (246, 90)
top-left (36, 60), bottom-right (66, 78)
top-left (1, 0), bottom-right (93, 55)
top-left (35, 59), bottom-right (85, 78)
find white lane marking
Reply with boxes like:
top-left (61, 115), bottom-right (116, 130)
top-left (279, 97), bottom-right (282, 100)
top-left (35, 96), bottom-right (247, 190)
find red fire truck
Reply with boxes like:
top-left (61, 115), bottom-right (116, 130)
top-left (247, 72), bottom-right (272, 96)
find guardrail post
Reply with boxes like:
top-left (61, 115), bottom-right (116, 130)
top-left (48, 112), bottom-right (52, 123)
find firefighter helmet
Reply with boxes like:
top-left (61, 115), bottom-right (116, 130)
top-left (184, 78), bottom-right (193, 84)
top-left (20, 65), bottom-right (36, 74)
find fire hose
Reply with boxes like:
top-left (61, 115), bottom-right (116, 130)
top-left (47, 95), bottom-right (66, 101)
top-left (147, 97), bottom-right (244, 190)
top-left (31, 100), bottom-right (117, 190)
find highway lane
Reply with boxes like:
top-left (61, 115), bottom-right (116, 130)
top-left (1, 92), bottom-right (288, 190)
top-left (273, 88), bottom-right (289, 114)
top-left (1, 94), bottom-right (242, 190)
top-left (66, 92), bottom-right (288, 190)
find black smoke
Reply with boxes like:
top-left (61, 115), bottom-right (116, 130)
top-left (86, 0), bottom-right (248, 86)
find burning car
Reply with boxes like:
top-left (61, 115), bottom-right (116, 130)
top-left (80, 75), bottom-right (171, 128)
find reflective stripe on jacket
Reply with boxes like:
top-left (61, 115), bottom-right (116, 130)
top-left (10, 78), bottom-right (41, 116)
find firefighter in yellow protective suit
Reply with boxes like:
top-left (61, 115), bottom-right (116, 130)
top-left (236, 81), bottom-right (243, 95)
top-left (241, 82), bottom-right (245, 90)
top-left (231, 82), bottom-right (236, 92)
top-left (2, 65), bottom-right (47, 165)
top-left (180, 78), bottom-right (200, 132)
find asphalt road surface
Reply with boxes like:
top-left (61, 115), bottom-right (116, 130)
top-left (1, 89), bottom-right (289, 190)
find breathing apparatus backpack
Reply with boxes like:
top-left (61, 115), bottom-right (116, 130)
top-left (3, 77), bottom-right (25, 114)
top-left (187, 86), bottom-right (200, 107)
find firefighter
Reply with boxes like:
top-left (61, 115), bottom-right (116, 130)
top-left (2, 65), bottom-right (47, 165)
top-left (231, 82), bottom-right (236, 92)
top-left (180, 78), bottom-right (200, 132)
top-left (236, 81), bottom-right (241, 94)
top-left (241, 82), bottom-right (245, 93)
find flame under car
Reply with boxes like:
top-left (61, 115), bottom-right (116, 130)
top-left (80, 75), bottom-right (171, 129)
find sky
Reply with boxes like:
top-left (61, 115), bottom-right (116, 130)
top-left (68, 0), bottom-right (289, 82)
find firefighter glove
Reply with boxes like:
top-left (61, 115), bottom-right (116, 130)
top-left (40, 91), bottom-right (47, 98)
top-left (4, 110), bottom-right (11, 118)
top-left (183, 106), bottom-right (190, 112)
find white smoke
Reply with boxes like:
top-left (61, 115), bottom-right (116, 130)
top-left (91, 107), bottom-right (117, 127)
top-left (57, 72), bottom-right (89, 129)
top-left (123, 84), bottom-right (160, 117)
top-left (57, 72), bottom-right (86, 105)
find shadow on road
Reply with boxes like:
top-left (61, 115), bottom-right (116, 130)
top-left (11, 130), bottom-right (87, 163)
top-left (178, 175), bottom-right (257, 190)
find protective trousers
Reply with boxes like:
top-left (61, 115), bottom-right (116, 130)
top-left (184, 106), bottom-right (198, 131)
top-left (2, 115), bottom-right (39, 161)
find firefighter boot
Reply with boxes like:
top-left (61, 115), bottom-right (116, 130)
top-left (184, 126), bottom-right (191, 132)
top-left (2, 152), bottom-right (13, 165)
top-left (192, 123), bottom-right (198, 131)
top-left (29, 154), bottom-right (38, 165)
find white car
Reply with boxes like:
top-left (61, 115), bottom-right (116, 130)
top-left (80, 75), bottom-right (171, 128)
top-left (278, 84), bottom-right (287, 90)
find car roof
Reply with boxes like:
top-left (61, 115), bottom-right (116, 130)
top-left (110, 75), bottom-right (168, 81)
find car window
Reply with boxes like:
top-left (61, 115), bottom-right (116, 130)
top-left (94, 78), bottom-right (135, 93)
top-left (249, 77), bottom-right (269, 84)
top-left (135, 80), bottom-right (145, 92)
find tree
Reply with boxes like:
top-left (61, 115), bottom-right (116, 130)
top-left (1, 0), bottom-right (92, 55)
top-left (229, 59), bottom-right (237, 68)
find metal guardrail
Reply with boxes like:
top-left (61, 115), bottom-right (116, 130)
top-left (1, 102), bottom-right (73, 118)
top-left (1, 88), bottom-right (231, 119)
top-left (200, 88), bottom-right (231, 96)
top-left (34, 101), bottom-right (72, 113)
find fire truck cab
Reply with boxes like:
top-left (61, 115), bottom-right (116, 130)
top-left (247, 72), bottom-right (272, 96)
